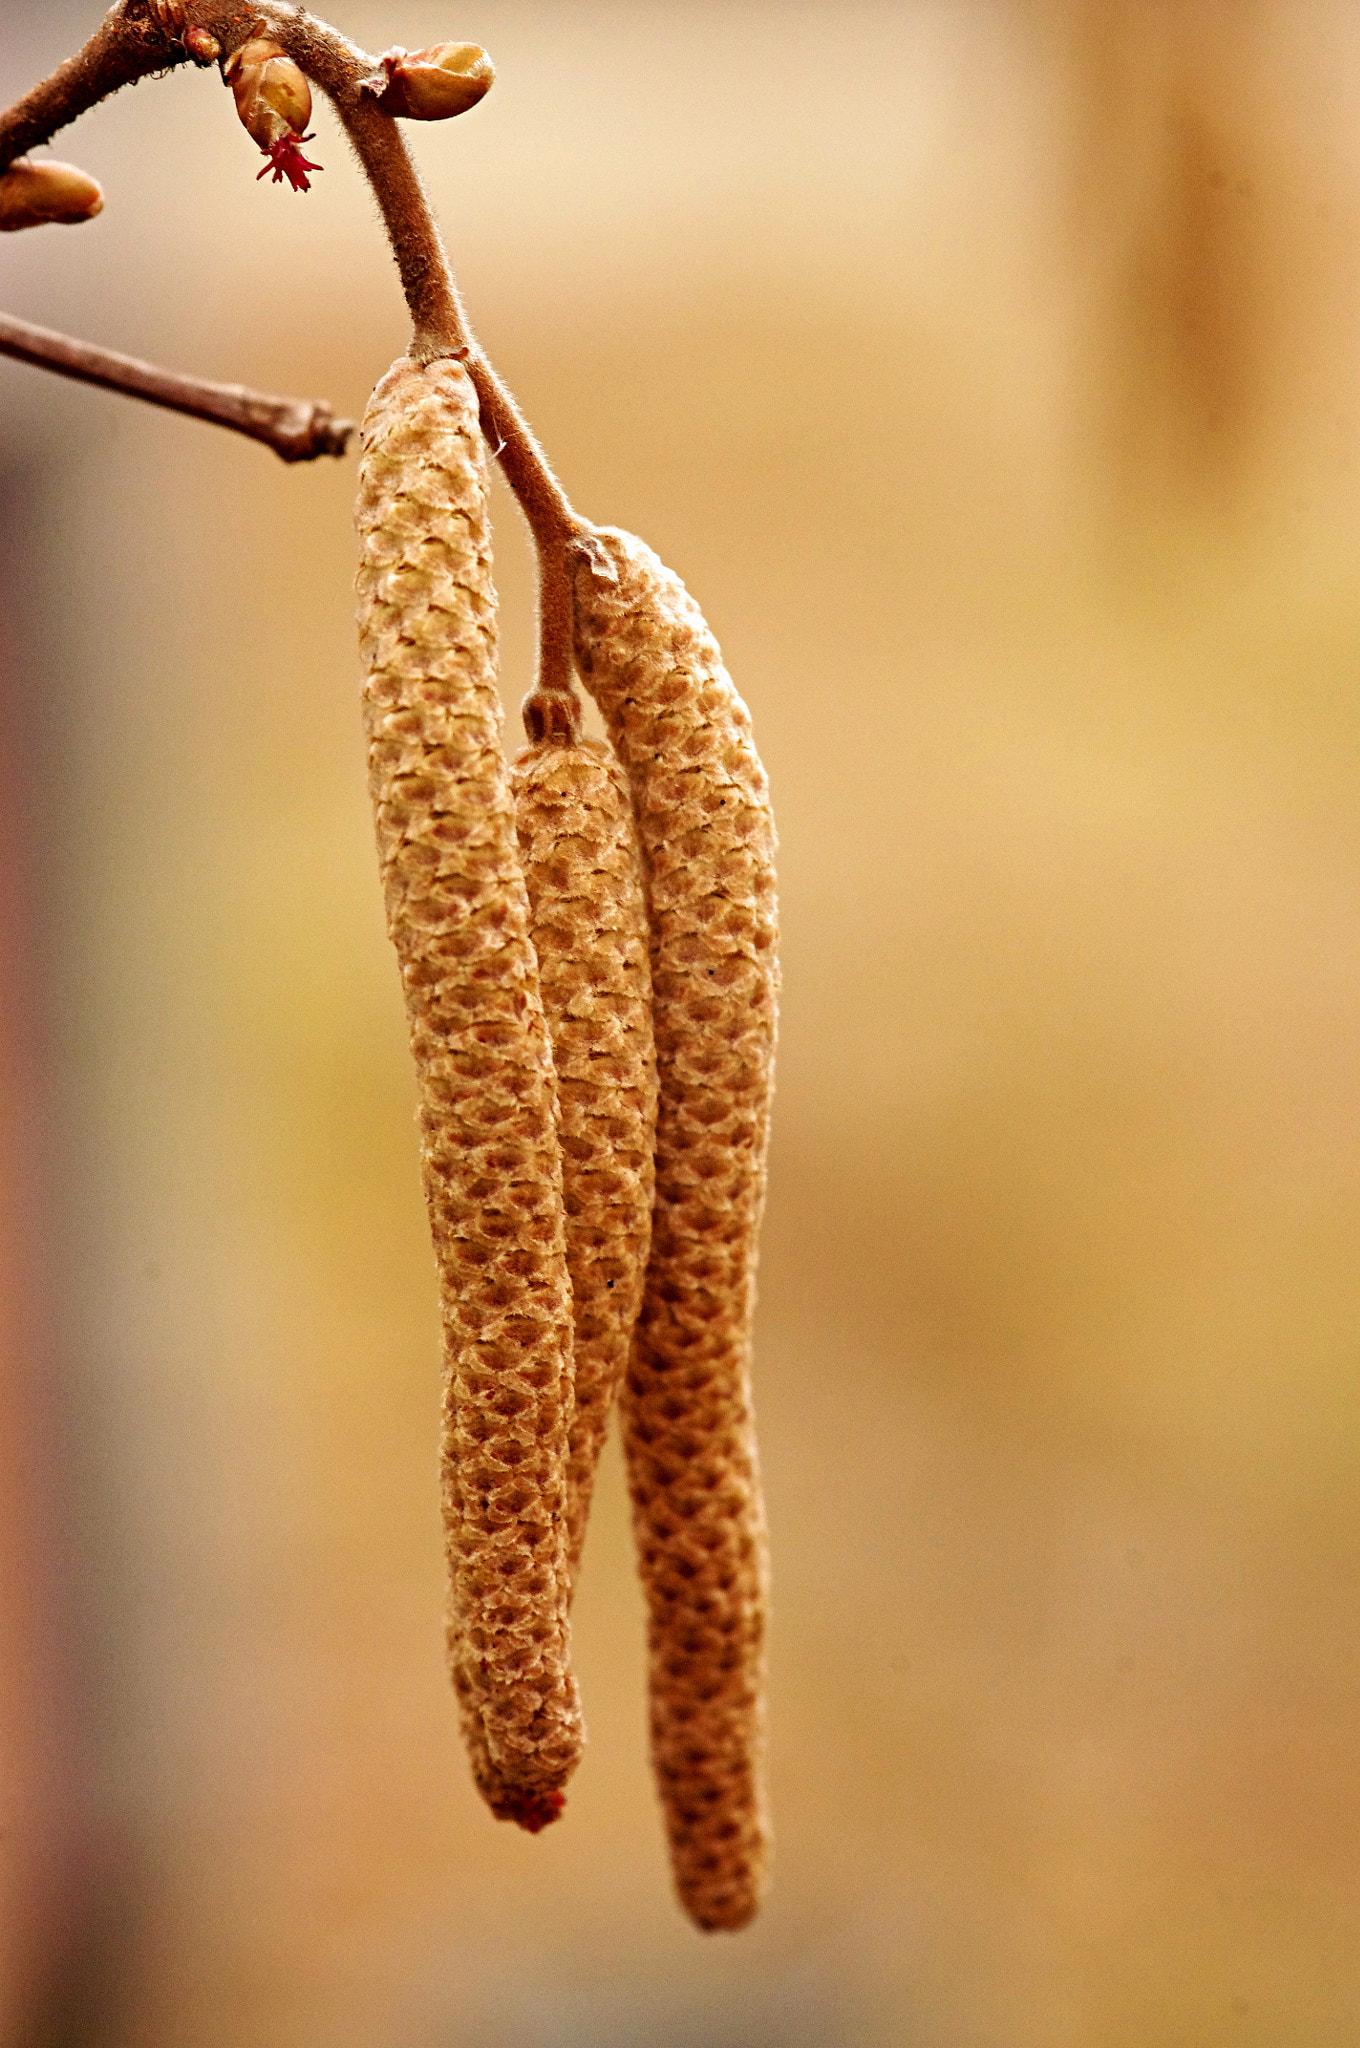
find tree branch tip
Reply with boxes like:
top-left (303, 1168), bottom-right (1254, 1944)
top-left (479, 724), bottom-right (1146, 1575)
top-left (0, 310), bottom-right (353, 465)
top-left (279, 406), bottom-right (354, 462)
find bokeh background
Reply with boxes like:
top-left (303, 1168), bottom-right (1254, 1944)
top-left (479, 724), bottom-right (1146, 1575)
top-left (5, 2), bottom-right (1360, 2041)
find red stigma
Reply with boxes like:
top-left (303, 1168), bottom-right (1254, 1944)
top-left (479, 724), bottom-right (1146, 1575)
top-left (256, 132), bottom-right (323, 193)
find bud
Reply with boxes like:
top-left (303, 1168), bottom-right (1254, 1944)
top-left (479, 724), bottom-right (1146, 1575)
top-left (0, 157), bottom-right (104, 233)
top-left (148, 0), bottom-right (216, 61)
top-left (371, 42), bottom-right (495, 121)
top-left (223, 38), bottom-right (322, 192)
top-left (225, 39), bottom-right (312, 150)
top-left (184, 27), bottom-right (221, 66)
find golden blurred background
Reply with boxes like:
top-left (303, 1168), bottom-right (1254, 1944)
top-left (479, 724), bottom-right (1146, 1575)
top-left (6, 1), bottom-right (1360, 2041)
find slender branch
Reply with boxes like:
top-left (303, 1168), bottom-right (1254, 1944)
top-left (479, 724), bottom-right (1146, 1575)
top-left (0, 6), bottom-right (183, 169)
top-left (320, 80), bottom-right (582, 680)
top-left (243, 12), bottom-right (581, 534)
top-left (245, 3), bottom-right (589, 718)
top-left (0, 1), bottom-right (591, 690)
top-left (0, 311), bottom-right (352, 461)
top-left (330, 90), bottom-right (467, 363)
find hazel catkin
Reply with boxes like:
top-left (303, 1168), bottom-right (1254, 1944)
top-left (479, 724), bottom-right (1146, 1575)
top-left (355, 355), bottom-right (582, 1829)
top-left (572, 527), bottom-right (778, 1931)
top-left (511, 734), bottom-right (657, 1586)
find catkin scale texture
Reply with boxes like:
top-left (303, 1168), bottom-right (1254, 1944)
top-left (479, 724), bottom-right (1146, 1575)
top-left (355, 356), bottom-right (581, 1822)
top-left (511, 738), bottom-right (658, 1584)
top-left (572, 528), bottom-right (778, 1931)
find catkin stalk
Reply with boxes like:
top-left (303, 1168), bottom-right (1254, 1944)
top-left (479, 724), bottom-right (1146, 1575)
top-left (572, 527), bottom-right (779, 1931)
top-left (355, 356), bottom-right (582, 1828)
top-left (511, 736), bottom-right (657, 1585)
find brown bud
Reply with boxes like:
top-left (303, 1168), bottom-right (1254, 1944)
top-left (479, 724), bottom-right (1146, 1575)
top-left (149, 0), bottom-right (186, 34)
top-left (0, 158), bottom-right (104, 233)
top-left (184, 27), bottom-right (221, 66)
top-left (224, 38), bottom-right (311, 151)
top-left (374, 42), bottom-right (494, 121)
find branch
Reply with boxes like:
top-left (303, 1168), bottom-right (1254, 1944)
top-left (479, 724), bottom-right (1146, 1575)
top-left (245, 3), bottom-right (588, 726)
top-left (233, 11), bottom-right (580, 529)
top-left (0, 1), bottom-right (589, 717)
top-left (0, 6), bottom-right (183, 167)
top-left (0, 311), bottom-right (352, 462)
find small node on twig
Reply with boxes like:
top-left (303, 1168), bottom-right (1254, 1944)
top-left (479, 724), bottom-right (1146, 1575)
top-left (184, 29), bottom-right (221, 67)
top-left (0, 157), bottom-right (102, 232)
top-left (520, 688), bottom-right (582, 746)
top-left (147, 0), bottom-right (218, 65)
top-left (363, 43), bottom-right (495, 121)
top-left (224, 37), bottom-right (322, 191)
top-left (148, 0), bottom-right (186, 37)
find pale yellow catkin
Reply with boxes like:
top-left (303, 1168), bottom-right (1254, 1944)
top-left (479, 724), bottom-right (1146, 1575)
top-left (572, 527), bottom-right (779, 1931)
top-left (510, 736), bottom-right (657, 1584)
top-left (354, 356), bottom-right (581, 1830)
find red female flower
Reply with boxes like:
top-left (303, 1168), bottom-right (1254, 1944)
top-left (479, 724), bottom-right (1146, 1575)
top-left (256, 133), bottom-right (323, 193)
top-left (225, 38), bottom-right (321, 193)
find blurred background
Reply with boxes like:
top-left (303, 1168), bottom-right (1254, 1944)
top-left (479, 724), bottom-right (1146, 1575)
top-left (5, 1), bottom-right (1360, 2041)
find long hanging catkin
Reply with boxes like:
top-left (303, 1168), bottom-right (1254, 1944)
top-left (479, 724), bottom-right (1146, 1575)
top-left (355, 355), bottom-right (582, 1830)
top-left (510, 734), bottom-right (657, 1585)
top-left (572, 527), bottom-right (779, 1931)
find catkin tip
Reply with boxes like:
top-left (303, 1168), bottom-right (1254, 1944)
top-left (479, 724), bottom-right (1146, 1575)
top-left (490, 1786), bottom-right (567, 1834)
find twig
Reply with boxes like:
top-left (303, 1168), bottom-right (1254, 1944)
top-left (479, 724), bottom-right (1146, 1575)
top-left (0, 0), bottom-right (590, 692)
top-left (0, 310), bottom-right (352, 461)
top-left (0, 6), bottom-right (183, 167)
